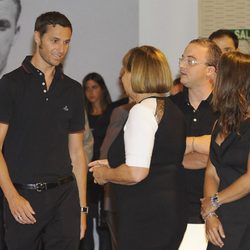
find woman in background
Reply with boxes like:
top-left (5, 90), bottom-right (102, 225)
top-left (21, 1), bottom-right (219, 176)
top-left (83, 72), bottom-right (112, 161)
top-left (81, 72), bottom-right (112, 250)
top-left (89, 46), bottom-right (188, 250)
top-left (201, 52), bottom-right (250, 250)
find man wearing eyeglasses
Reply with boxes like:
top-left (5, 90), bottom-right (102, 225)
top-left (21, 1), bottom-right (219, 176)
top-left (170, 38), bottom-right (222, 250)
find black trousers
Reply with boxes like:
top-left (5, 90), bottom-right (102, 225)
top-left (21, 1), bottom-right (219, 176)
top-left (4, 180), bottom-right (80, 250)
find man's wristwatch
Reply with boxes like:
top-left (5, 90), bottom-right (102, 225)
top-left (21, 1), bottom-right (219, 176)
top-left (80, 206), bottom-right (89, 214)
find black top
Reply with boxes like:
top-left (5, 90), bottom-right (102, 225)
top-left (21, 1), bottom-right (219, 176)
top-left (88, 107), bottom-right (112, 161)
top-left (210, 119), bottom-right (250, 189)
top-left (109, 97), bottom-right (129, 109)
top-left (108, 97), bottom-right (188, 249)
top-left (208, 119), bottom-right (250, 250)
top-left (0, 56), bottom-right (85, 183)
top-left (170, 87), bottom-right (219, 223)
top-left (87, 107), bottom-right (112, 205)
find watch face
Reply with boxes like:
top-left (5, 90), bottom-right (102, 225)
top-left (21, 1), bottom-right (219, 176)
top-left (81, 207), bottom-right (88, 213)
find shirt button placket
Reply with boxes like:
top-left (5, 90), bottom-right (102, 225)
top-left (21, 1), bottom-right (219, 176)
top-left (42, 82), bottom-right (49, 102)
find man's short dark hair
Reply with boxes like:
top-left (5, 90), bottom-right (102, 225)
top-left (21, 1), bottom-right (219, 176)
top-left (34, 11), bottom-right (72, 37)
top-left (209, 29), bottom-right (239, 49)
top-left (13, 0), bottom-right (22, 24)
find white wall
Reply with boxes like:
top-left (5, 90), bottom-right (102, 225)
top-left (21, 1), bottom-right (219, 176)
top-left (5, 0), bottom-right (139, 101)
top-left (5, 0), bottom-right (198, 100)
top-left (139, 0), bottom-right (198, 79)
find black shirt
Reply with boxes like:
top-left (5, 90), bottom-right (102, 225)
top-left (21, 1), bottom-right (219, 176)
top-left (87, 107), bottom-right (112, 204)
top-left (0, 56), bottom-right (85, 183)
top-left (170, 87), bottom-right (219, 223)
top-left (88, 107), bottom-right (112, 161)
top-left (211, 118), bottom-right (250, 188)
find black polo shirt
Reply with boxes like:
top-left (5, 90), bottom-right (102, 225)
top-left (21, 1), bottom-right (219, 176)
top-left (170, 87), bottom-right (219, 223)
top-left (0, 56), bottom-right (85, 183)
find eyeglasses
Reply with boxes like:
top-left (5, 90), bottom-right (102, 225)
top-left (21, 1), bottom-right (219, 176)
top-left (178, 57), bottom-right (208, 67)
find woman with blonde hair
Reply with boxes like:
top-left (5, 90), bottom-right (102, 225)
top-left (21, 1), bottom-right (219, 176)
top-left (89, 45), bottom-right (188, 249)
top-left (201, 51), bottom-right (250, 249)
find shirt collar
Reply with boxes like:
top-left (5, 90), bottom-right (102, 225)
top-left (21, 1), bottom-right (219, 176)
top-left (22, 56), bottom-right (64, 80)
top-left (183, 86), bottom-right (213, 104)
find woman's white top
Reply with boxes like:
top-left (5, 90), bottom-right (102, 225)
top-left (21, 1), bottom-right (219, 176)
top-left (124, 98), bottom-right (158, 168)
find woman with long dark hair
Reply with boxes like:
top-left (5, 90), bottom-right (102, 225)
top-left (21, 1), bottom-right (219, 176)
top-left (81, 72), bottom-right (112, 250)
top-left (201, 52), bottom-right (250, 249)
top-left (83, 72), bottom-right (112, 161)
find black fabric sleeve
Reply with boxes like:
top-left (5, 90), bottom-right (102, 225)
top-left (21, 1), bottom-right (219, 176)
top-left (68, 83), bottom-right (85, 133)
top-left (0, 77), bottom-right (13, 124)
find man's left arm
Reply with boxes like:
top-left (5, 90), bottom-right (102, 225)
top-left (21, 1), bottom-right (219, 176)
top-left (68, 132), bottom-right (87, 239)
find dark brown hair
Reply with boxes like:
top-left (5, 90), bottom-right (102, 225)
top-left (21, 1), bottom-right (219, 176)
top-left (213, 51), bottom-right (250, 135)
top-left (82, 72), bottom-right (112, 114)
top-left (209, 29), bottom-right (239, 49)
top-left (35, 11), bottom-right (72, 37)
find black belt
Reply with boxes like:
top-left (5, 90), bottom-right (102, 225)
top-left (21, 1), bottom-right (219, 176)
top-left (14, 175), bottom-right (74, 192)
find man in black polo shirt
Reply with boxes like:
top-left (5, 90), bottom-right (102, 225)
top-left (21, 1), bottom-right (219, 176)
top-left (170, 38), bottom-right (221, 250)
top-left (0, 12), bottom-right (87, 250)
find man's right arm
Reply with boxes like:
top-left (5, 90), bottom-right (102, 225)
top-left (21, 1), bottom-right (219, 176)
top-left (0, 123), bottom-right (36, 224)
